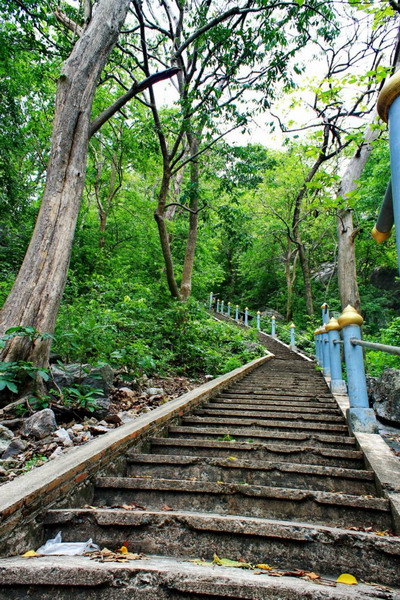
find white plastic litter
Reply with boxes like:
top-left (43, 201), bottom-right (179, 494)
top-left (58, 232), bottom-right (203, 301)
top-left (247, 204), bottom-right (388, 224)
top-left (36, 531), bottom-right (99, 555)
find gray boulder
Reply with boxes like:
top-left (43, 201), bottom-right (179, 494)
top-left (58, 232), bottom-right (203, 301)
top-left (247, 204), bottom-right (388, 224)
top-left (372, 368), bottom-right (400, 425)
top-left (2, 437), bottom-right (27, 459)
top-left (0, 424), bottom-right (14, 454)
top-left (50, 363), bottom-right (114, 394)
top-left (22, 408), bottom-right (57, 439)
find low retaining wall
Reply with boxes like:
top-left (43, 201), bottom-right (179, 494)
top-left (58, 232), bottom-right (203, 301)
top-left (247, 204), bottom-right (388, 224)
top-left (0, 354), bottom-right (272, 557)
top-left (331, 383), bottom-right (400, 533)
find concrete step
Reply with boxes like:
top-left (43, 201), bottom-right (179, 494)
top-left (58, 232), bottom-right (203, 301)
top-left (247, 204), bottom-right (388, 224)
top-left (126, 454), bottom-right (377, 495)
top-left (93, 476), bottom-right (391, 529)
top-left (147, 437), bottom-right (365, 469)
top-left (219, 391), bottom-right (334, 400)
top-left (193, 408), bottom-right (346, 424)
top-left (182, 415), bottom-right (349, 434)
top-left (213, 397), bottom-right (339, 410)
top-left (2, 555), bottom-right (399, 599)
top-left (42, 509), bottom-right (400, 587)
top-left (167, 426), bottom-right (356, 449)
top-left (202, 403), bottom-right (342, 417)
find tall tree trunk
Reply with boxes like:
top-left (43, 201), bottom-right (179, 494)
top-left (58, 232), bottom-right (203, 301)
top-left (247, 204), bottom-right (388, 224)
top-left (285, 241), bottom-right (298, 321)
top-left (296, 240), bottom-right (314, 316)
top-left (0, 0), bottom-right (131, 366)
top-left (165, 164), bottom-right (186, 220)
top-left (180, 135), bottom-right (199, 301)
top-left (154, 168), bottom-right (182, 300)
top-left (336, 118), bottom-right (380, 310)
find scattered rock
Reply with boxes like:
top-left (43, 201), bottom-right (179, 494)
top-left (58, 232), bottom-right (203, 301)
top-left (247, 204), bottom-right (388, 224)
top-left (0, 424), bottom-right (14, 454)
top-left (146, 387), bottom-right (164, 396)
top-left (312, 262), bottom-right (336, 284)
top-left (21, 409), bottom-right (58, 440)
top-left (49, 447), bottom-right (64, 460)
top-left (117, 387), bottom-right (136, 398)
top-left (89, 424), bottom-right (109, 435)
top-left (54, 428), bottom-right (73, 447)
top-left (91, 396), bottom-right (111, 419)
top-left (50, 363), bottom-right (114, 394)
top-left (1, 437), bottom-right (27, 459)
top-left (372, 369), bottom-right (400, 426)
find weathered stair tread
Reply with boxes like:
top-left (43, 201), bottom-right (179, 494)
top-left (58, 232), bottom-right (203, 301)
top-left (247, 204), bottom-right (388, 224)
top-left (148, 437), bottom-right (363, 468)
top-left (182, 415), bottom-right (349, 433)
top-left (127, 453), bottom-right (376, 494)
top-left (205, 402), bottom-right (341, 415)
top-left (168, 426), bottom-right (355, 448)
top-left (194, 408), bottom-right (345, 423)
top-left (42, 510), bottom-right (400, 587)
top-left (1, 555), bottom-right (398, 600)
top-left (93, 476), bottom-right (391, 529)
top-left (214, 397), bottom-right (338, 408)
top-left (212, 398), bottom-right (341, 410)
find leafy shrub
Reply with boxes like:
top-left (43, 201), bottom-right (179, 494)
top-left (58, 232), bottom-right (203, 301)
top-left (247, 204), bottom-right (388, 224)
top-left (365, 317), bottom-right (400, 376)
top-left (53, 281), bottom-right (265, 377)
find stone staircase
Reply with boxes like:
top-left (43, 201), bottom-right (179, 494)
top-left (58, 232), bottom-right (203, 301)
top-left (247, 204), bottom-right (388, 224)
top-left (1, 337), bottom-right (400, 598)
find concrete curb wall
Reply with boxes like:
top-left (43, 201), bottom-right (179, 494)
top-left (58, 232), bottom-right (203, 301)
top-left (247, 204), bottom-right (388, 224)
top-left (0, 354), bottom-right (273, 557)
top-left (330, 382), bottom-right (400, 533)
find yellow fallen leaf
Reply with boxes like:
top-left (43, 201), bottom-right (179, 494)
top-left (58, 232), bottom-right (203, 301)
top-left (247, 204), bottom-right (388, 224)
top-left (374, 531), bottom-right (390, 537)
top-left (337, 573), bottom-right (358, 585)
top-left (21, 550), bottom-right (39, 558)
top-left (256, 564), bottom-right (274, 570)
top-left (117, 545), bottom-right (129, 554)
top-left (228, 456), bottom-right (238, 460)
top-left (212, 554), bottom-right (252, 568)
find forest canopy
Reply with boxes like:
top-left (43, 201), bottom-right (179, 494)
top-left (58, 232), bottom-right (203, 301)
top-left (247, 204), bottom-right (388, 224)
top-left (0, 0), bottom-right (399, 384)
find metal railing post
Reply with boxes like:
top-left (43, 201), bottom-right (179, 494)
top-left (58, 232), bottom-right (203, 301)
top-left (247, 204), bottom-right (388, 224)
top-left (221, 300), bottom-right (224, 315)
top-left (321, 302), bottom-right (330, 325)
top-left (256, 311), bottom-right (261, 330)
top-left (271, 316), bottom-right (276, 338)
top-left (209, 292), bottom-right (213, 310)
top-left (314, 328), bottom-right (322, 365)
top-left (377, 72), bottom-right (400, 273)
top-left (289, 323), bottom-right (296, 350)
top-left (321, 325), bottom-right (331, 378)
top-left (227, 302), bottom-right (231, 317)
top-left (216, 299), bottom-right (220, 313)
top-left (244, 307), bottom-right (249, 326)
top-left (325, 318), bottom-right (346, 394)
top-left (338, 305), bottom-right (378, 433)
top-left (235, 305), bottom-right (239, 321)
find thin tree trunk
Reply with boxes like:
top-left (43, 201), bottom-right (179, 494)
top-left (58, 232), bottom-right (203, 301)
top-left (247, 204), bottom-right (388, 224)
top-left (0, 0), bottom-right (131, 366)
top-left (285, 242), bottom-right (298, 322)
top-left (180, 135), bottom-right (199, 301)
top-left (154, 169), bottom-right (182, 300)
top-left (165, 164), bottom-right (186, 220)
top-left (336, 117), bottom-right (380, 310)
top-left (297, 241), bottom-right (314, 316)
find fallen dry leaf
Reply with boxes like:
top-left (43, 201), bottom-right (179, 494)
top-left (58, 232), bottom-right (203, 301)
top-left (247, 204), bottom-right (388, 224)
top-left (161, 504), bottom-right (173, 511)
top-left (256, 564), bottom-right (274, 570)
top-left (87, 547), bottom-right (146, 563)
top-left (21, 550), bottom-right (39, 558)
top-left (337, 573), bottom-right (358, 585)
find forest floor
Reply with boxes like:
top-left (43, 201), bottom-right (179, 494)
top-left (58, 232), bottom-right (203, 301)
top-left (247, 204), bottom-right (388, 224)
top-left (0, 373), bottom-right (208, 486)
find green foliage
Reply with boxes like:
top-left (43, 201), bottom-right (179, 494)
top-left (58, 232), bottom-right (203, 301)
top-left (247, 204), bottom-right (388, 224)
top-left (54, 281), bottom-right (265, 377)
top-left (365, 317), bottom-right (400, 377)
top-left (51, 385), bottom-right (103, 413)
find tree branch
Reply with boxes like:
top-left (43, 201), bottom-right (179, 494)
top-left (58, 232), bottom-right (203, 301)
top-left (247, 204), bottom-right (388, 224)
top-left (89, 67), bottom-right (180, 137)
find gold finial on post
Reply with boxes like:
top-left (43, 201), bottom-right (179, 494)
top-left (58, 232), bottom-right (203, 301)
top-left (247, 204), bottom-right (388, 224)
top-left (325, 317), bottom-right (342, 332)
top-left (338, 305), bottom-right (364, 328)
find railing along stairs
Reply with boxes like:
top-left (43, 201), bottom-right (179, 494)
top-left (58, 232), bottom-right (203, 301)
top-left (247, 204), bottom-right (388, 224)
top-left (209, 292), bottom-right (400, 435)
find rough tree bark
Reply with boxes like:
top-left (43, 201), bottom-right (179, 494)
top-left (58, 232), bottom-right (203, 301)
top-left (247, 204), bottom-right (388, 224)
top-left (180, 135), bottom-right (200, 301)
top-left (336, 117), bottom-right (381, 310)
top-left (0, 0), bottom-right (132, 365)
